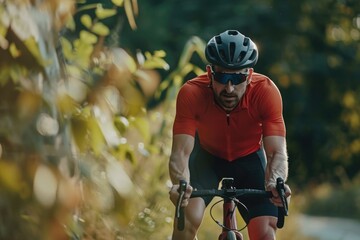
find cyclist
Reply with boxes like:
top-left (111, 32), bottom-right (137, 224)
top-left (168, 30), bottom-right (291, 240)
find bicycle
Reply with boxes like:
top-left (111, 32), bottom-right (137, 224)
top-left (175, 177), bottom-right (289, 240)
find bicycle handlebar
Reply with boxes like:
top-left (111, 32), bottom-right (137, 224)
top-left (175, 177), bottom-right (289, 231)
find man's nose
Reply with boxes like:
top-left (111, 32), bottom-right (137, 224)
top-left (225, 81), bottom-right (235, 93)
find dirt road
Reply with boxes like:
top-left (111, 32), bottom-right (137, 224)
top-left (297, 214), bottom-right (360, 240)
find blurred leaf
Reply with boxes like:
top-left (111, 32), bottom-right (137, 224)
top-left (142, 51), bottom-right (169, 70)
top-left (88, 117), bottom-right (106, 155)
top-left (114, 116), bottom-right (130, 134)
top-left (112, 0), bottom-right (124, 7)
top-left (17, 90), bottom-right (42, 119)
top-left (57, 94), bottom-right (80, 117)
top-left (9, 43), bottom-right (21, 58)
top-left (92, 22), bottom-right (110, 36)
top-left (80, 14), bottom-right (92, 29)
top-left (104, 152), bottom-right (134, 197)
top-left (79, 30), bottom-right (98, 44)
top-left (153, 50), bottom-right (166, 58)
top-left (65, 16), bottom-right (76, 31)
top-left (0, 160), bottom-right (23, 193)
top-left (23, 37), bottom-right (48, 67)
top-left (33, 164), bottom-right (58, 207)
top-left (124, 0), bottom-right (137, 30)
top-left (60, 37), bottom-right (74, 60)
top-left (130, 116), bottom-right (150, 143)
top-left (95, 7), bottom-right (117, 20)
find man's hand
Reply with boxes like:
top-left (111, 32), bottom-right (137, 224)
top-left (268, 184), bottom-right (291, 207)
top-left (169, 184), bottom-right (193, 207)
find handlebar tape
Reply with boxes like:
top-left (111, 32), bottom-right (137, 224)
top-left (177, 180), bottom-right (187, 231)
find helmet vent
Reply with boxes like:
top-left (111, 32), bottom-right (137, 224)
top-left (243, 38), bottom-right (249, 47)
top-left (239, 51), bottom-right (246, 61)
top-left (229, 42), bottom-right (235, 62)
top-left (228, 30), bottom-right (238, 36)
top-left (215, 36), bottom-right (222, 44)
top-left (249, 50), bottom-right (257, 60)
top-left (219, 49), bottom-right (226, 61)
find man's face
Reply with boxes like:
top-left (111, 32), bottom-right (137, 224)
top-left (208, 65), bottom-right (251, 112)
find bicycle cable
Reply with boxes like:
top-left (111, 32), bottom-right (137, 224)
top-left (209, 196), bottom-right (249, 232)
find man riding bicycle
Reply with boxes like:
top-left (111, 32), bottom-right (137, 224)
top-left (168, 30), bottom-right (291, 240)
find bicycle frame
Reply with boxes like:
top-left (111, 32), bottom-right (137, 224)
top-left (218, 178), bottom-right (243, 240)
top-left (218, 196), bottom-right (243, 240)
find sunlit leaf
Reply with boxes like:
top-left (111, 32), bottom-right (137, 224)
top-left (23, 37), bottom-right (47, 66)
top-left (142, 57), bottom-right (169, 70)
top-left (79, 30), bottom-right (98, 44)
top-left (0, 160), bottom-right (23, 193)
top-left (9, 43), bottom-right (21, 58)
top-left (130, 117), bottom-right (151, 143)
top-left (60, 37), bottom-right (74, 60)
top-left (88, 117), bottom-right (106, 155)
top-left (104, 152), bottom-right (134, 197)
top-left (17, 90), bottom-right (42, 119)
top-left (80, 14), bottom-right (92, 29)
top-left (112, 0), bottom-right (124, 7)
top-left (95, 7), bottom-right (117, 19)
top-left (65, 15), bottom-right (76, 31)
top-left (92, 22), bottom-right (110, 36)
top-left (124, 0), bottom-right (137, 30)
top-left (154, 50), bottom-right (166, 58)
top-left (57, 94), bottom-right (80, 117)
top-left (33, 164), bottom-right (58, 207)
top-left (114, 116), bottom-right (130, 134)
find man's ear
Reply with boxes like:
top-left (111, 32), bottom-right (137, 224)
top-left (206, 65), bottom-right (212, 80)
top-left (247, 68), bottom-right (254, 84)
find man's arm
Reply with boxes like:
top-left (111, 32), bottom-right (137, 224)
top-left (263, 135), bottom-right (290, 206)
top-left (263, 135), bottom-right (288, 188)
top-left (169, 134), bottom-right (195, 184)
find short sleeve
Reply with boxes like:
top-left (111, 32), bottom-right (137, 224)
top-left (258, 81), bottom-right (286, 137)
top-left (172, 84), bottom-right (198, 136)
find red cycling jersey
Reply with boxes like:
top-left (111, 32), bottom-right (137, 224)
top-left (173, 72), bottom-right (286, 161)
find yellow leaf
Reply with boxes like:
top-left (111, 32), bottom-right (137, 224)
top-left (60, 37), bottom-right (74, 60)
top-left (57, 94), bottom-right (80, 116)
top-left (114, 116), bottom-right (129, 134)
top-left (88, 117), bottom-right (106, 155)
top-left (92, 22), bottom-right (110, 36)
top-left (143, 57), bottom-right (169, 70)
top-left (154, 50), bottom-right (166, 58)
top-left (65, 17), bottom-right (76, 31)
top-left (79, 30), bottom-right (98, 44)
top-left (124, 0), bottom-right (137, 30)
top-left (0, 160), bottom-right (23, 193)
top-left (112, 0), bottom-right (124, 7)
top-left (9, 43), bottom-right (21, 58)
top-left (95, 7), bottom-right (117, 19)
top-left (130, 117), bottom-right (150, 143)
top-left (23, 37), bottom-right (47, 66)
top-left (80, 14), bottom-right (92, 29)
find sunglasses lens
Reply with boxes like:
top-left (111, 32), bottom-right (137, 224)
top-left (214, 72), bottom-right (247, 85)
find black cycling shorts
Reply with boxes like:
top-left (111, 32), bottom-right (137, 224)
top-left (189, 137), bottom-right (277, 223)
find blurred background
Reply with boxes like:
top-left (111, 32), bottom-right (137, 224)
top-left (0, 0), bottom-right (359, 239)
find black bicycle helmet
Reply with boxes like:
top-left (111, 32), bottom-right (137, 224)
top-left (205, 30), bottom-right (258, 69)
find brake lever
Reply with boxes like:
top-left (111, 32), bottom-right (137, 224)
top-left (275, 177), bottom-right (288, 229)
top-left (276, 178), bottom-right (288, 215)
top-left (176, 180), bottom-right (187, 231)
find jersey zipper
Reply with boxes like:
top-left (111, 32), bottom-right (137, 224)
top-left (226, 113), bottom-right (230, 125)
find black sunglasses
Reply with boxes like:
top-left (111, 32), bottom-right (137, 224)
top-left (210, 66), bottom-right (249, 85)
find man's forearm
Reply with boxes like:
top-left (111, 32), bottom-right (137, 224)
top-left (169, 155), bottom-right (190, 184)
top-left (265, 151), bottom-right (288, 188)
